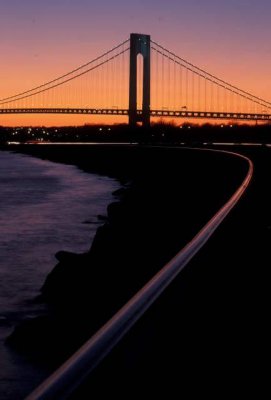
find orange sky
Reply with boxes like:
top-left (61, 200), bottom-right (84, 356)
top-left (1, 0), bottom-right (271, 126)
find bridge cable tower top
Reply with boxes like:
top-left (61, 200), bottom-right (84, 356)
top-left (129, 33), bottom-right (151, 127)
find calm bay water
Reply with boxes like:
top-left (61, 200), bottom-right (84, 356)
top-left (0, 150), bottom-right (119, 399)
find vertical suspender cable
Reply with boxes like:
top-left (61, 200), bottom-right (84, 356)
top-left (198, 74), bottom-right (201, 111)
top-left (180, 64), bottom-right (182, 110)
top-left (104, 57), bottom-right (106, 109)
top-left (113, 52), bottom-right (118, 111)
top-left (106, 52), bottom-right (109, 109)
top-left (210, 80), bottom-right (213, 112)
top-left (186, 67), bottom-right (188, 110)
top-left (205, 74), bottom-right (207, 112)
top-left (168, 53), bottom-right (171, 110)
top-left (217, 84), bottom-right (219, 112)
top-left (155, 51), bottom-right (160, 110)
top-left (122, 42), bottom-right (125, 109)
top-left (116, 50), bottom-right (119, 110)
top-left (162, 52), bottom-right (164, 109)
top-left (173, 56), bottom-right (177, 111)
top-left (191, 71), bottom-right (194, 111)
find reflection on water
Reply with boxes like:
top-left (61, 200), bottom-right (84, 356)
top-left (0, 150), bottom-right (119, 399)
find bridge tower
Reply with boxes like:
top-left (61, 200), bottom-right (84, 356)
top-left (129, 33), bottom-right (151, 127)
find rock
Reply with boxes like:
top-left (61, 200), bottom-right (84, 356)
top-left (55, 250), bottom-right (87, 263)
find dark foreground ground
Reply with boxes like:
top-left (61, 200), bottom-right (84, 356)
top-left (1, 144), bottom-right (270, 398)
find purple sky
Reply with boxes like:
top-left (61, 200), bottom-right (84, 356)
top-left (1, 0), bottom-right (271, 124)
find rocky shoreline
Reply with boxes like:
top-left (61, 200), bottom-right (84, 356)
top-left (4, 145), bottom-right (248, 368)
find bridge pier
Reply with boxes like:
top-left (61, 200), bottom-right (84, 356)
top-left (129, 33), bottom-right (151, 127)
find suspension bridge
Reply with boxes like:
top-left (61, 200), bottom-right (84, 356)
top-left (1, 33), bottom-right (271, 126)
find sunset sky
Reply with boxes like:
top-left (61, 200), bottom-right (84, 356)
top-left (1, 0), bottom-right (271, 126)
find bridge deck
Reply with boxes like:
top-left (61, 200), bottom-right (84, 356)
top-left (0, 108), bottom-right (271, 121)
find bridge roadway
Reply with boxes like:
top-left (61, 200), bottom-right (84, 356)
top-left (1, 107), bottom-right (271, 121)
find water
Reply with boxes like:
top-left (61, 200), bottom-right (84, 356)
top-left (0, 150), bottom-right (120, 399)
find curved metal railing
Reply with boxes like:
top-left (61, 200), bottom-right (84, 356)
top-left (26, 148), bottom-right (253, 400)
